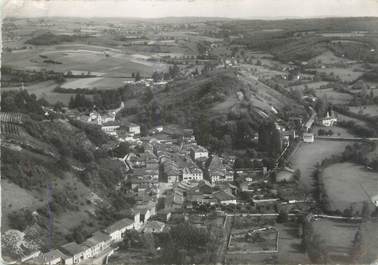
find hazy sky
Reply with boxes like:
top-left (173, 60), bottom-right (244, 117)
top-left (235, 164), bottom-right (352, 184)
top-left (3, 0), bottom-right (378, 19)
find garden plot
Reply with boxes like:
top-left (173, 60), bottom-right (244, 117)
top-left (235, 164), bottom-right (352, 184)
top-left (226, 217), bottom-right (309, 264)
top-left (228, 227), bottom-right (278, 254)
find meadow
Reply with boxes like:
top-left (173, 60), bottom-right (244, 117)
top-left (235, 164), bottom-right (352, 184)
top-left (311, 218), bottom-right (359, 258)
top-left (289, 140), bottom-right (350, 191)
top-left (348, 105), bottom-right (378, 118)
top-left (322, 162), bottom-right (378, 211)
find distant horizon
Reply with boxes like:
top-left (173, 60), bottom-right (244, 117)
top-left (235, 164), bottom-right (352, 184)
top-left (3, 0), bottom-right (378, 19)
top-left (5, 15), bottom-right (378, 21)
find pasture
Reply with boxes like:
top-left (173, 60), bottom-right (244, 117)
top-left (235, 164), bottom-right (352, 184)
top-left (348, 105), bottom-right (378, 118)
top-left (317, 67), bottom-right (364, 83)
top-left (288, 81), bottom-right (328, 91)
top-left (336, 112), bottom-right (370, 128)
top-left (315, 88), bottom-right (352, 104)
top-left (309, 51), bottom-right (355, 66)
top-left (322, 162), bottom-right (378, 211)
top-left (289, 140), bottom-right (350, 190)
top-left (312, 125), bottom-right (355, 138)
top-left (1, 80), bottom-right (84, 105)
top-left (311, 218), bottom-right (359, 258)
top-left (3, 43), bottom-right (168, 77)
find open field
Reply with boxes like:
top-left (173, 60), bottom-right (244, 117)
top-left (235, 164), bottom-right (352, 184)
top-left (311, 218), bottom-right (359, 258)
top-left (322, 162), bottom-right (378, 211)
top-left (359, 221), bottom-right (378, 263)
top-left (287, 81), bottom-right (328, 91)
top-left (316, 67), bottom-right (364, 83)
top-left (3, 43), bottom-right (168, 77)
top-left (336, 112), bottom-right (370, 128)
top-left (1, 80), bottom-right (89, 105)
top-left (289, 140), bottom-right (350, 190)
top-left (309, 51), bottom-right (355, 65)
top-left (61, 77), bottom-right (103, 89)
top-left (312, 125), bottom-right (355, 138)
top-left (315, 88), bottom-right (353, 104)
top-left (348, 105), bottom-right (378, 118)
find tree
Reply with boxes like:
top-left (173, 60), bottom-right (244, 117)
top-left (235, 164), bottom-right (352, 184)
top-left (152, 71), bottom-right (161, 82)
top-left (293, 169), bottom-right (301, 182)
top-left (276, 209), bottom-right (289, 223)
top-left (135, 72), bottom-right (141, 82)
top-left (8, 209), bottom-right (34, 231)
top-left (361, 201), bottom-right (371, 221)
top-left (258, 122), bottom-right (281, 156)
top-left (113, 142), bottom-right (130, 158)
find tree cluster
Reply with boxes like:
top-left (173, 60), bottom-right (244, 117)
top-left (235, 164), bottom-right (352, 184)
top-left (258, 122), bottom-right (282, 157)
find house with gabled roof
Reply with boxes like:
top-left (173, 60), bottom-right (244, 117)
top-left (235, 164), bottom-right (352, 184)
top-left (82, 231), bottom-right (111, 258)
top-left (103, 218), bottom-right (135, 243)
top-left (38, 249), bottom-right (68, 265)
top-left (143, 221), bottom-right (166, 233)
top-left (213, 190), bottom-right (237, 205)
top-left (59, 242), bottom-right (89, 264)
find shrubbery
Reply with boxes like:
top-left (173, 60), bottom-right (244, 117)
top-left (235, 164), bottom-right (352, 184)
top-left (8, 209), bottom-right (34, 231)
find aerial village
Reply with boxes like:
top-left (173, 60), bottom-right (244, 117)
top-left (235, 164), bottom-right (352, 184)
top-left (19, 99), bottom-right (340, 265)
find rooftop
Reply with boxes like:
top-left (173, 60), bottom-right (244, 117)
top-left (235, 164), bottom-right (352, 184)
top-left (60, 242), bottom-right (86, 256)
top-left (213, 190), bottom-right (236, 201)
top-left (104, 218), bottom-right (134, 234)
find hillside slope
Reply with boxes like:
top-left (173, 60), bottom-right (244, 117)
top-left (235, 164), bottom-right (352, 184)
top-left (124, 69), bottom-right (305, 151)
top-left (1, 115), bottom-right (130, 250)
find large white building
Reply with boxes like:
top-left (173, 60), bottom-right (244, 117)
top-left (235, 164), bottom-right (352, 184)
top-left (182, 166), bottom-right (203, 182)
top-left (103, 218), bottom-right (135, 243)
top-left (127, 123), bottom-right (141, 135)
top-left (190, 145), bottom-right (209, 160)
top-left (303, 133), bottom-right (314, 143)
top-left (101, 121), bottom-right (120, 135)
top-left (321, 111), bottom-right (337, 127)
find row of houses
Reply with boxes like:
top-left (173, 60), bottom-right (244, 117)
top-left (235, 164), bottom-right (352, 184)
top-left (34, 203), bottom-right (156, 265)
